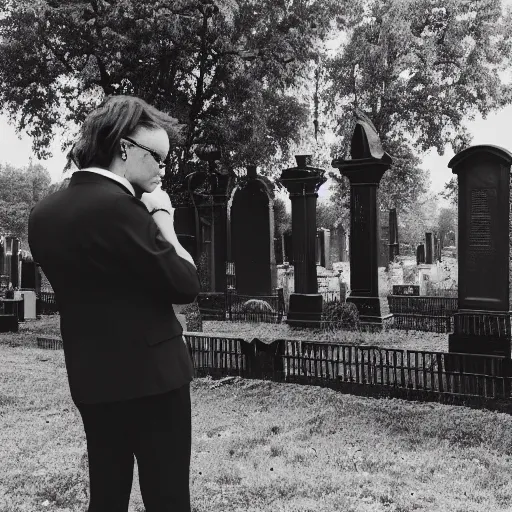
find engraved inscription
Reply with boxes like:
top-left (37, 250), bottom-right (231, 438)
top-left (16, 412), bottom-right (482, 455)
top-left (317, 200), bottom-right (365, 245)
top-left (469, 189), bottom-right (492, 248)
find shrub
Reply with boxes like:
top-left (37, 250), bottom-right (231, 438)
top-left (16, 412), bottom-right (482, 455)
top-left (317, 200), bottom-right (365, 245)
top-left (322, 300), bottom-right (360, 330)
top-left (240, 299), bottom-right (274, 313)
top-left (180, 301), bottom-right (203, 332)
top-left (196, 292), bottom-right (226, 320)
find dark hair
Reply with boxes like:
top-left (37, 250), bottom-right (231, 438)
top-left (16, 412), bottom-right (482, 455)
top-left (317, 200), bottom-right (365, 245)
top-left (70, 95), bottom-right (184, 170)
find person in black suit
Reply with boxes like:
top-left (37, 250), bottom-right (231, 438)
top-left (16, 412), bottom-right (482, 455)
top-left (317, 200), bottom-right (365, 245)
top-left (28, 95), bottom-right (200, 512)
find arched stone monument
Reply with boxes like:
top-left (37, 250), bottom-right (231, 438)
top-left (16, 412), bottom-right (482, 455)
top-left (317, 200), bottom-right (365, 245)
top-left (228, 166), bottom-right (277, 295)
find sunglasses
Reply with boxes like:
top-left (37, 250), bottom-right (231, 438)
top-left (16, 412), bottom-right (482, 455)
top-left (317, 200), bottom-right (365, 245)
top-left (122, 136), bottom-right (168, 169)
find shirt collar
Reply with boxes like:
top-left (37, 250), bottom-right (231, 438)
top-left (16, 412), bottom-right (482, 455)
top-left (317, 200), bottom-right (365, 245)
top-left (77, 167), bottom-right (136, 196)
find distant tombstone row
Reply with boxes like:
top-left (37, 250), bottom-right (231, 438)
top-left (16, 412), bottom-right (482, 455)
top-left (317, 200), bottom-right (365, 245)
top-left (416, 231), bottom-right (443, 266)
top-left (393, 285), bottom-right (420, 296)
top-left (0, 236), bottom-right (27, 291)
top-left (279, 228), bottom-right (337, 269)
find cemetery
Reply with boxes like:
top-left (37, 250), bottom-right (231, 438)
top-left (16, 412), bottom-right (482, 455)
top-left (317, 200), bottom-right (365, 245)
top-left (15, 121), bottom-right (512, 409)
top-left (2, 112), bottom-right (512, 511)
top-left (3, 1), bottom-right (512, 509)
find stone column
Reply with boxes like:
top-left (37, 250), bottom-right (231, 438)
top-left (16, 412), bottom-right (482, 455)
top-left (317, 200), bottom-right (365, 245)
top-left (0, 237), bottom-right (4, 276)
top-left (425, 232), bottom-right (433, 264)
top-left (332, 119), bottom-right (393, 327)
top-left (324, 229), bottom-right (332, 270)
top-left (279, 155), bottom-right (326, 294)
top-left (10, 237), bottom-right (20, 289)
top-left (279, 155), bottom-right (326, 327)
top-left (268, 201), bottom-right (278, 292)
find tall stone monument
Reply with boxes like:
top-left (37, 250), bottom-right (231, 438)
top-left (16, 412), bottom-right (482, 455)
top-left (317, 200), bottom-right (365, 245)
top-left (425, 232), bottom-right (434, 264)
top-left (332, 115), bottom-right (393, 326)
top-left (228, 165), bottom-right (277, 295)
top-left (279, 155), bottom-right (326, 327)
top-left (448, 145), bottom-right (512, 357)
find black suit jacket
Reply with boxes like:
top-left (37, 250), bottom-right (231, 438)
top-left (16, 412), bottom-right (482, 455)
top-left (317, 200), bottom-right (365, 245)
top-left (28, 171), bottom-right (200, 404)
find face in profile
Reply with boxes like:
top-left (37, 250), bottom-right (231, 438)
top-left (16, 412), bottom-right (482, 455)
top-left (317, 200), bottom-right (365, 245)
top-left (121, 126), bottom-right (170, 194)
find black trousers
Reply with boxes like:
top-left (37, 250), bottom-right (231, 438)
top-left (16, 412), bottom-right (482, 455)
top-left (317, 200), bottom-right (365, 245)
top-left (74, 383), bottom-right (191, 512)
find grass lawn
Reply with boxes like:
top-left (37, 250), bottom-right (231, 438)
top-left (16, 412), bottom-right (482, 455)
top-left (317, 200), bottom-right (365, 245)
top-left (201, 321), bottom-right (449, 352)
top-left (2, 318), bottom-right (512, 511)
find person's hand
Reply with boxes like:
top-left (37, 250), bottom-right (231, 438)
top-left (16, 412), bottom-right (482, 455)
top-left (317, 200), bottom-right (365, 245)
top-left (140, 185), bottom-right (174, 213)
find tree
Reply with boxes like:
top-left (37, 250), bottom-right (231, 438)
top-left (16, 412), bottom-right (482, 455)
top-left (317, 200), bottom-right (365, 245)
top-left (0, 0), bottom-right (358, 185)
top-left (441, 176), bottom-right (458, 206)
top-left (437, 206), bottom-right (457, 247)
top-left (316, 200), bottom-right (339, 230)
top-left (273, 196), bottom-right (290, 237)
top-left (0, 162), bottom-right (52, 246)
top-left (398, 192), bottom-right (440, 250)
top-left (324, 0), bottom-right (512, 215)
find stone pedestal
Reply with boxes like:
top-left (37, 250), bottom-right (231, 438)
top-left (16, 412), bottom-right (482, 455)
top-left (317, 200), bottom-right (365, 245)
top-left (332, 118), bottom-right (393, 327)
top-left (417, 264), bottom-right (432, 295)
top-left (447, 145), bottom-right (512, 359)
top-left (279, 155), bottom-right (326, 327)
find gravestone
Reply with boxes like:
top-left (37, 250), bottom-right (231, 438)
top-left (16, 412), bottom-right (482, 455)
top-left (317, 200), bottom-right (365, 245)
top-left (279, 155), bottom-right (326, 327)
top-left (274, 237), bottom-right (284, 265)
top-left (388, 208), bottom-right (399, 262)
top-left (283, 232), bottom-right (293, 264)
top-left (329, 227), bottom-right (348, 263)
top-left (448, 145), bottom-right (512, 358)
top-left (416, 244), bottom-right (425, 265)
top-left (331, 114), bottom-right (393, 327)
top-left (229, 168), bottom-right (276, 296)
top-left (339, 228), bottom-right (348, 262)
top-left (434, 235), bottom-right (442, 262)
top-left (425, 232), bottom-right (433, 264)
top-left (316, 228), bottom-right (332, 269)
top-left (188, 144), bottom-right (235, 292)
top-left (5, 236), bottom-right (20, 289)
top-left (378, 213), bottom-right (389, 267)
top-left (323, 229), bottom-right (331, 270)
top-left (393, 285), bottom-right (420, 296)
top-left (20, 259), bottom-right (36, 289)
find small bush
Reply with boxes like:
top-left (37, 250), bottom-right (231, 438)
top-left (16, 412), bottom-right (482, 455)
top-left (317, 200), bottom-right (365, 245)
top-left (196, 292), bottom-right (226, 320)
top-left (181, 301), bottom-right (203, 332)
top-left (240, 299), bottom-right (274, 313)
top-left (321, 300), bottom-right (359, 330)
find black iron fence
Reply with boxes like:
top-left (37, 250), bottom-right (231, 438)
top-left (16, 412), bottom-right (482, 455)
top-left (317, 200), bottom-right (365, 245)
top-left (33, 330), bottom-right (512, 404)
top-left (37, 292), bottom-right (59, 316)
top-left (185, 334), bottom-right (512, 402)
top-left (197, 290), bottom-right (286, 323)
top-left (225, 290), bottom-right (285, 323)
top-left (388, 295), bottom-right (458, 333)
